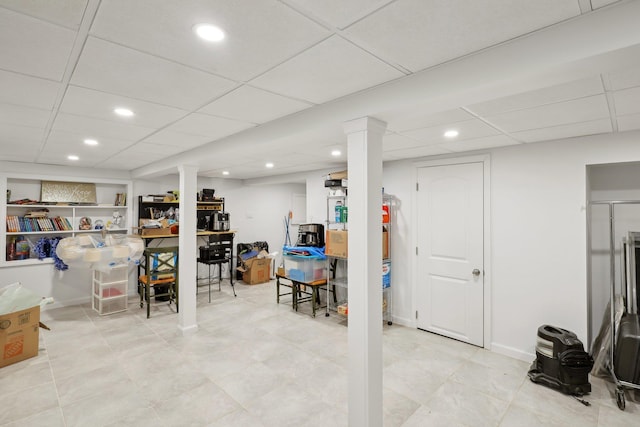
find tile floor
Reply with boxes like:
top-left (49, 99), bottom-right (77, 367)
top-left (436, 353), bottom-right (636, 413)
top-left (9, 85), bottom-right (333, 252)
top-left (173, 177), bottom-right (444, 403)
top-left (1, 279), bottom-right (638, 426)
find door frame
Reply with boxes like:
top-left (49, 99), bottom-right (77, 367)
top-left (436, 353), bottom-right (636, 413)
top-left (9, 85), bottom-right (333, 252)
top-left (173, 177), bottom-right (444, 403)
top-left (411, 154), bottom-right (492, 349)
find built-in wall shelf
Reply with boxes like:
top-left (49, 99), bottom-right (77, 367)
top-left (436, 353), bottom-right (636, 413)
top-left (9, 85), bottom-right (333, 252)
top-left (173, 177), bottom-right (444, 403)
top-left (1, 175), bottom-right (133, 268)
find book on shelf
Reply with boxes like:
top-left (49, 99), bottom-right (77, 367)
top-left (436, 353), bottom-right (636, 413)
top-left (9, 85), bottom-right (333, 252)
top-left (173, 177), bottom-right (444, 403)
top-left (114, 193), bottom-right (127, 206)
top-left (6, 215), bottom-right (17, 232)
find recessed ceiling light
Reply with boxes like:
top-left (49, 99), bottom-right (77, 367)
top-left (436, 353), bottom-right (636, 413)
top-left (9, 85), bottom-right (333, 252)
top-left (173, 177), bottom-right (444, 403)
top-left (444, 130), bottom-right (459, 138)
top-left (331, 149), bottom-right (341, 157)
top-left (193, 24), bottom-right (225, 42)
top-left (84, 139), bottom-right (99, 146)
top-left (222, 171), bottom-right (230, 176)
top-left (114, 107), bottom-right (134, 117)
top-left (265, 162), bottom-right (274, 168)
top-left (67, 155), bottom-right (79, 161)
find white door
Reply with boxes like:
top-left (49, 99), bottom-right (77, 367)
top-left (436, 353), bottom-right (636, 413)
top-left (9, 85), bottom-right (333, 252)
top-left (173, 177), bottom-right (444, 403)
top-left (416, 162), bottom-right (484, 346)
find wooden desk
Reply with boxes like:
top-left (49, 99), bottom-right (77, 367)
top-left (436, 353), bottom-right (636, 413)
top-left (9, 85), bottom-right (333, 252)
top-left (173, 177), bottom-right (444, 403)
top-left (140, 230), bottom-right (236, 241)
top-left (276, 274), bottom-right (329, 318)
top-left (139, 231), bottom-right (237, 297)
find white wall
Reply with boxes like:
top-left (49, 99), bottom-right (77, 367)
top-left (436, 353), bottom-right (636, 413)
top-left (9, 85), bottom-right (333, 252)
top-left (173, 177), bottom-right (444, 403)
top-left (380, 130), bottom-right (640, 360)
top-left (1, 162), bottom-right (133, 308)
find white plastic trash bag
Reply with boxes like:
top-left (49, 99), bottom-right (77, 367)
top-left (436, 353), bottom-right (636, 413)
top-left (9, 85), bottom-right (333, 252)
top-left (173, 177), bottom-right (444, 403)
top-left (0, 282), bottom-right (51, 315)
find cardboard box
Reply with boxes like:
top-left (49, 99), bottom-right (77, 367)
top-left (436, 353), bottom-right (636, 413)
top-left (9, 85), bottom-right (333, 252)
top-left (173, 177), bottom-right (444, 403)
top-left (240, 258), bottom-right (271, 285)
top-left (326, 230), bottom-right (348, 258)
top-left (328, 170), bottom-right (348, 180)
top-left (137, 219), bottom-right (176, 236)
top-left (1, 305), bottom-right (40, 368)
top-left (326, 229), bottom-right (389, 259)
top-left (383, 228), bottom-right (389, 259)
top-left (141, 228), bottom-right (174, 237)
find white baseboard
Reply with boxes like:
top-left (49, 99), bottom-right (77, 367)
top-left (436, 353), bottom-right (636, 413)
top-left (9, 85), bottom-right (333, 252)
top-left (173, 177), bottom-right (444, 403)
top-left (491, 342), bottom-right (535, 363)
top-left (41, 295), bottom-right (90, 311)
top-left (391, 315), bottom-right (415, 328)
top-left (178, 323), bottom-right (199, 336)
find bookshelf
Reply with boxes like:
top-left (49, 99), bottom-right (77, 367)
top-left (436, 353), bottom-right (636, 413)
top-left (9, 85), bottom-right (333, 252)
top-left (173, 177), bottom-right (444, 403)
top-left (1, 175), bottom-right (133, 267)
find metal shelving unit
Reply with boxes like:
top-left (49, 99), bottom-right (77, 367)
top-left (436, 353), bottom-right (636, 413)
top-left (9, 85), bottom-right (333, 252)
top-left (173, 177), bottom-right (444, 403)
top-left (325, 189), bottom-right (394, 325)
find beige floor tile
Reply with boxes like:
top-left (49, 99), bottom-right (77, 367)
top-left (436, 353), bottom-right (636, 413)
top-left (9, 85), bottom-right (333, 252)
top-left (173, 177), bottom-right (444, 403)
top-left (2, 279), bottom-right (635, 427)
top-left (382, 387), bottom-right (421, 427)
top-left (1, 407), bottom-right (65, 427)
top-left (152, 380), bottom-right (240, 426)
top-left (60, 380), bottom-right (148, 427)
top-left (424, 381), bottom-right (510, 427)
top-left (0, 382), bottom-right (59, 425)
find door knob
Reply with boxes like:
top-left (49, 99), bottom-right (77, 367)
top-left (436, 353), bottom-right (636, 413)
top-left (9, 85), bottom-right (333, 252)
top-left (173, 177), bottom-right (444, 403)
top-left (472, 269), bottom-right (481, 277)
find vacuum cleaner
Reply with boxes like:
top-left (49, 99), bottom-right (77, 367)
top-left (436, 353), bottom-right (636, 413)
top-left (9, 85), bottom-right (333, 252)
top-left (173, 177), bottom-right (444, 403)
top-left (528, 325), bottom-right (593, 397)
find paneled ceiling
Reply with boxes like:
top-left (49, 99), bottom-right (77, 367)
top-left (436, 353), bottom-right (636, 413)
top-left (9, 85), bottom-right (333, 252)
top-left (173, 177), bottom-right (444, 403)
top-left (1, 0), bottom-right (638, 180)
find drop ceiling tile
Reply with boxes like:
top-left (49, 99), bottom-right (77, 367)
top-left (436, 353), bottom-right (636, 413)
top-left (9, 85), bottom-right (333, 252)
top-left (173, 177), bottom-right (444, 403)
top-left (52, 113), bottom-right (155, 142)
top-left (0, 0), bottom-right (87, 29)
top-left (444, 135), bottom-right (521, 152)
top-left (38, 143), bottom-right (119, 167)
top-left (386, 109), bottom-right (474, 133)
top-left (71, 37), bottom-right (238, 110)
top-left (282, 0), bottom-right (395, 29)
top-left (467, 76), bottom-right (604, 116)
top-left (0, 123), bottom-right (44, 147)
top-left (0, 104), bottom-right (50, 128)
top-left (0, 151), bottom-right (38, 163)
top-left (232, 159), bottom-right (336, 179)
top-left (99, 150), bottom-right (166, 170)
top-left (250, 35), bottom-right (405, 104)
top-left (166, 113), bottom-right (254, 140)
top-left (342, 0), bottom-right (580, 72)
top-left (198, 85), bottom-right (312, 124)
top-left (199, 152), bottom-right (262, 167)
top-left (383, 145), bottom-right (451, 161)
top-left (608, 67), bottom-right (640, 90)
top-left (273, 152), bottom-right (329, 165)
top-left (0, 8), bottom-right (76, 80)
top-left (141, 130), bottom-right (214, 150)
top-left (34, 156), bottom-right (99, 168)
top-left (612, 86), bottom-right (640, 116)
top-left (383, 133), bottom-right (424, 151)
top-left (60, 86), bottom-right (189, 128)
top-left (510, 118), bottom-right (612, 143)
top-left (0, 140), bottom-right (41, 162)
top-left (485, 94), bottom-right (610, 132)
top-left (617, 113), bottom-right (640, 132)
top-left (260, 127), bottom-right (345, 154)
top-left (90, 0), bottom-right (331, 81)
top-left (0, 70), bottom-right (60, 109)
top-left (401, 119), bottom-right (501, 145)
top-left (294, 143), bottom-right (347, 160)
top-left (119, 142), bottom-right (186, 157)
top-left (591, 0), bottom-right (623, 9)
top-left (45, 130), bottom-right (134, 152)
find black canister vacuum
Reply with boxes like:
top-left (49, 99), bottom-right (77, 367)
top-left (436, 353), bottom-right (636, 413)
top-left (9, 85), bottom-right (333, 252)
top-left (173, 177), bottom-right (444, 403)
top-left (528, 325), bottom-right (594, 405)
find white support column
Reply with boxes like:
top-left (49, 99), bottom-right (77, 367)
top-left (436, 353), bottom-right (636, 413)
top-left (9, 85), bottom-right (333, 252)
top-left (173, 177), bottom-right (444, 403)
top-left (178, 164), bottom-right (198, 335)
top-left (344, 116), bottom-right (386, 427)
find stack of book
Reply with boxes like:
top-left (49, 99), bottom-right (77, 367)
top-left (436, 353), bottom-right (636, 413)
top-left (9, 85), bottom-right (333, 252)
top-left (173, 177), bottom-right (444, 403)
top-left (5, 215), bottom-right (73, 232)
